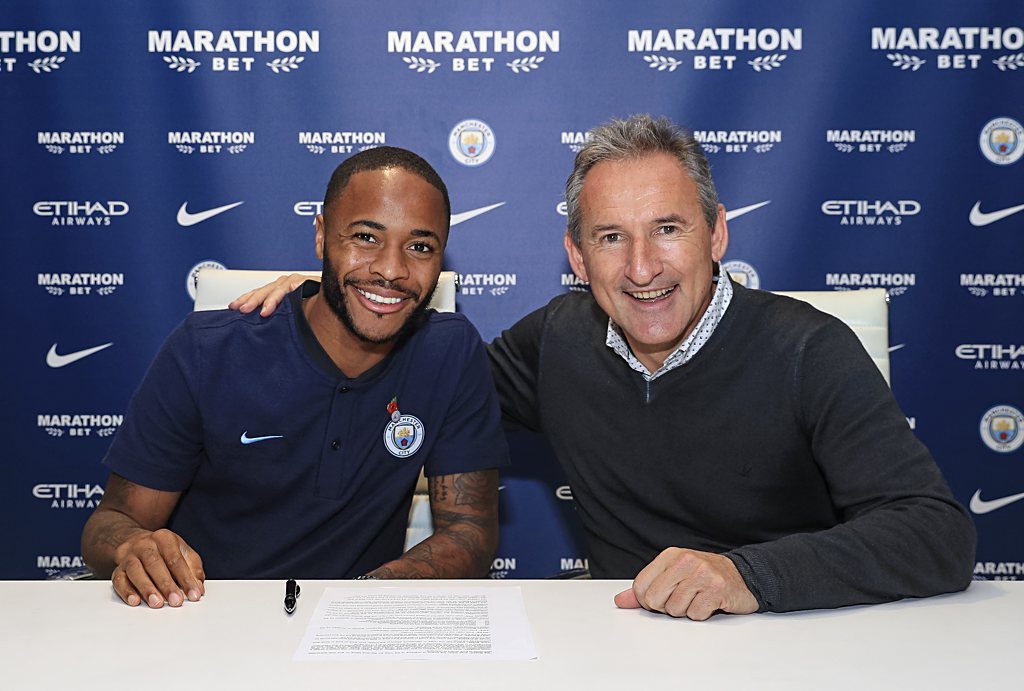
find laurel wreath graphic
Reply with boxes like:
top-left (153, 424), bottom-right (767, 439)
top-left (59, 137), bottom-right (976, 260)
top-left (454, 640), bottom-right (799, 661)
top-left (490, 286), bottom-right (510, 296)
top-left (701, 143), bottom-right (721, 154)
top-left (358, 145), bottom-right (379, 152)
top-left (967, 287), bottom-right (988, 297)
top-left (97, 427), bottom-right (117, 437)
top-left (885, 53), bottom-right (925, 71)
top-left (44, 286), bottom-right (64, 296)
top-left (887, 143), bottom-right (907, 153)
top-left (748, 54), bottom-right (787, 72)
top-left (96, 286), bottom-right (117, 296)
top-left (886, 287), bottom-right (908, 298)
top-left (568, 285), bottom-right (591, 293)
top-left (44, 145), bottom-right (65, 155)
top-left (163, 56), bottom-right (201, 73)
top-left (267, 56), bottom-right (305, 73)
top-left (754, 143), bottom-right (774, 154)
top-left (993, 53), bottom-right (1024, 71)
top-left (643, 55), bottom-right (682, 72)
top-left (402, 56), bottom-right (440, 73)
top-left (28, 55), bottom-right (66, 74)
top-left (507, 56), bottom-right (545, 73)
top-left (45, 428), bottom-right (64, 437)
top-left (834, 143), bottom-right (854, 153)
top-left (306, 145), bottom-right (325, 154)
top-left (98, 144), bottom-right (117, 154)
top-left (227, 144), bottom-right (247, 154)
top-left (175, 145), bottom-right (195, 154)
top-left (569, 144), bottom-right (584, 153)
top-left (831, 286), bottom-right (852, 291)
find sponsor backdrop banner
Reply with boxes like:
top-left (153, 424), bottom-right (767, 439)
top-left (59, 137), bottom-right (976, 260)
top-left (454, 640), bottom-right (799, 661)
top-left (2, 1), bottom-right (1022, 581)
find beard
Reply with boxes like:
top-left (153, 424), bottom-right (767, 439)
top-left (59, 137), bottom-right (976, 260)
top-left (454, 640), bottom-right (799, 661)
top-left (320, 246), bottom-right (437, 345)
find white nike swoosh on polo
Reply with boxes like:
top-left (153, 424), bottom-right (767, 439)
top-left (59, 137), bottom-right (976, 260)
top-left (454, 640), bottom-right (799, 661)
top-left (46, 342), bottom-right (113, 368)
top-left (970, 489), bottom-right (1024, 515)
top-left (969, 201), bottom-right (1024, 227)
top-left (177, 201), bottom-right (245, 227)
top-left (240, 431), bottom-right (284, 445)
top-left (725, 201), bottom-right (771, 222)
top-left (450, 202), bottom-right (505, 226)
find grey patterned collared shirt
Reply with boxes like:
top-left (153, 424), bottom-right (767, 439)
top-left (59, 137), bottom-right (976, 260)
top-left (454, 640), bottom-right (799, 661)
top-left (605, 264), bottom-right (733, 381)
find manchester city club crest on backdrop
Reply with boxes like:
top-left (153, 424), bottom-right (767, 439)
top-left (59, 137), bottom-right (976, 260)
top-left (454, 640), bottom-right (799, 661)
top-left (448, 118), bottom-right (495, 166)
top-left (980, 405), bottom-right (1024, 454)
top-left (979, 117), bottom-right (1024, 166)
top-left (383, 396), bottom-right (425, 458)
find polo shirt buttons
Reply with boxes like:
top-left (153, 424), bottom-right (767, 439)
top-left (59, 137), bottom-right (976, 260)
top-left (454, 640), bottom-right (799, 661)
top-left (330, 439), bottom-right (340, 450)
top-left (337, 386), bottom-right (350, 393)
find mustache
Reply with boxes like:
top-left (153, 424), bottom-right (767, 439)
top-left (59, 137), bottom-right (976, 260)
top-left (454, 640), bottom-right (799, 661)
top-left (344, 278), bottom-right (419, 301)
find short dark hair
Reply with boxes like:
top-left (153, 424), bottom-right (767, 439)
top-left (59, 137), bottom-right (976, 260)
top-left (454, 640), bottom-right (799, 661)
top-left (323, 146), bottom-right (451, 223)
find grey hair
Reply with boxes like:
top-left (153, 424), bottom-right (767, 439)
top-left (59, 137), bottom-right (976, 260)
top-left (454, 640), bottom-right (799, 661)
top-left (565, 114), bottom-right (719, 246)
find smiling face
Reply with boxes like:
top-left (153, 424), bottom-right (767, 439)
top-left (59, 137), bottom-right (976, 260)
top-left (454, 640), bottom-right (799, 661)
top-left (565, 152), bottom-right (728, 371)
top-left (315, 166), bottom-right (448, 345)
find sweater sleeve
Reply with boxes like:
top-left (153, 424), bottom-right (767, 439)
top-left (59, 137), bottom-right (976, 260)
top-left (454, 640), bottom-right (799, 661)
top-left (486, 302), bottom-right (549, 433)
top-left (726, 316), bottom-right (976, 612)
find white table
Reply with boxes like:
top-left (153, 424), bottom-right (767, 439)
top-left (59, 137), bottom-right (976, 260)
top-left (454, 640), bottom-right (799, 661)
top-left (6, 579), bottom-right (1021, 690)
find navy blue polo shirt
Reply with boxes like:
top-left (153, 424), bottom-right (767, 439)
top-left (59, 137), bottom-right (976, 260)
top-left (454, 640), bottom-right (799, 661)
top-left (103, 282), bottom-right (509, 579)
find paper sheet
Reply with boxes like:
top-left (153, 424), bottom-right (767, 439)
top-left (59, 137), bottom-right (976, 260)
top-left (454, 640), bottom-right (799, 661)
top-left (293, 586), bottom-right (538, 661)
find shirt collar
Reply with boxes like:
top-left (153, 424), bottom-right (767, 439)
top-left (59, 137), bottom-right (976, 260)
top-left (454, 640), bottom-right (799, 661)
top-left (605, 263), bottom-right (733, 381)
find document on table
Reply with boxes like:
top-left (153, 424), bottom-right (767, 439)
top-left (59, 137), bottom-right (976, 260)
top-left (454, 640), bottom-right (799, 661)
top-left (293, 586), bottom-right (538, 661)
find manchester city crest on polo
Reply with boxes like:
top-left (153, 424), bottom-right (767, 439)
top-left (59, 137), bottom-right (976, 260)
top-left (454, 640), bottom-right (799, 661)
top-left (383, 396), bottom-right (424, 458)
top-left (980, 405), bottom-right (1024, 453)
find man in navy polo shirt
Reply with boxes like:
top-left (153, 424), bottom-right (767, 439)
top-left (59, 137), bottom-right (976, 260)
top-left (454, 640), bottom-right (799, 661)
top-left (81, 147), bottom-right (509, 609)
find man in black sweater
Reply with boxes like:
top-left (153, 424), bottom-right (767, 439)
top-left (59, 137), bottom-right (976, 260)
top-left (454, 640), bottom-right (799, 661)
top-left (236, 115), bottom-right (976, 619)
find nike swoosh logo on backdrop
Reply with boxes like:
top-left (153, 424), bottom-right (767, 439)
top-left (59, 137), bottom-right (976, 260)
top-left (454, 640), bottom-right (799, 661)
top-left (970, 489), bottom-right (1024, 515)
top-left (240, 431), bottom-right (284, 445)
top-left (177, 201), bottom-right (245, 227)
top-left (969, 201), bottom-right (1024, 227)
top-left (725, 201), bottom-right (771, 222)
top-left (46, 342), bottom-right (113, 368)
top-left (888, 344), bottom-right (906, 353)
top-left (450, 202), bottom-right (505, 226)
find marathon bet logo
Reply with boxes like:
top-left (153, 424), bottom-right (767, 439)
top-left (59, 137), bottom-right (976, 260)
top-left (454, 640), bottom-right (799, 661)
top-left (149, 29), bottom-right (319, 73)
top-left (825, 272), bottom-right (916, 298)
top-left (975, 562), bottom-right (1024, 581)
top-left (459, 272), bottom-right (516, 297)
top-left (38, 273), bottom-right (124, 297)
top-left (821, 200), bottom-right (921, 226)
top-left (872, 26), bottom-right (1024, 72)
top-left (299, 130), bottom-right (386, 155)
top-left (827, 129), bottom-right (915, 154)
top-left (694, 130), bottom-right (782, 154)
top-left (37, 131), bottom-right (123, 155)
top-left (32, 483), bottom-right (104, 509)
top-left (955, 344), bottom-right (1024, 372)
top-left (629, 27), bottom-right (801, 73)
top-left (169, 131), bottom-right (254, 155)
top-left (489, 557), bottom-right (516, 579)
top-left (961, 273), bottom-right (1024, 298)
top-left (0, 30), bottom-right (79, 74)
top-left (560, 557), bottom-right (589, 571)
top-left (33, 200), bottom-right (129, 226)
top-left (388, 29), bottom-right (559, 74)
top-left (37, 555), bottom-right (86, 573)
top-left (561, 130), bottom-right (592, 153)
top-left (38, 413), bottom-right (123, 438)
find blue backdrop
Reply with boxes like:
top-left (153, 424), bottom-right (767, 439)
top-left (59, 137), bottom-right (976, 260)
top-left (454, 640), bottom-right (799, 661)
top-left (3, 1), bottom-right (1022, 581)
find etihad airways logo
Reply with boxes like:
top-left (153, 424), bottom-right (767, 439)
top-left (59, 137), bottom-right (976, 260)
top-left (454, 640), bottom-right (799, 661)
top-left (956, 344), bottom-right (1024, 372)
top-left (38, 273), bottom-right (124, 297)
top-left (825, 272), bottom-right (915, 297)
top-left (961, 273), bottom-right (1024, 298)
top-left (33, 483), bottom-right (103, 509)
top-left (300, 130), bottom-right (386, 155)
top-left (629, 27), bottom-right (801, 73)
top-left (37, 131), bottom-right (123, 155)
top-left (828, 130), bottom-right (915, 154)
top-left (459, 273), bottom-right (517, 297)
top-left (169, 131), bottom-right (253, 155)
top-left (39, 413), bottom-right (123, 439)
top-left (695, 130), bottom-right (782, 154)
top-left (872, 26), bottom-right (1024, 72)
top-left (970, 201), bottom-right (1024, 227)
top-left (149, 30), bottom-right (318, 73)
top-left (821, 200), bottom-right (921, 226)
top-left (33, 200), bottom-right (129, 226)
top-left (388, 30), bottom-right (559, 75)
top-left (0, 30), bottom-right (80, 74)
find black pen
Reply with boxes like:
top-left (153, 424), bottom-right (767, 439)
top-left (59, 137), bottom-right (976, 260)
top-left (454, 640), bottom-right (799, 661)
top-left (284, 579), bottom-right (300, 614)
